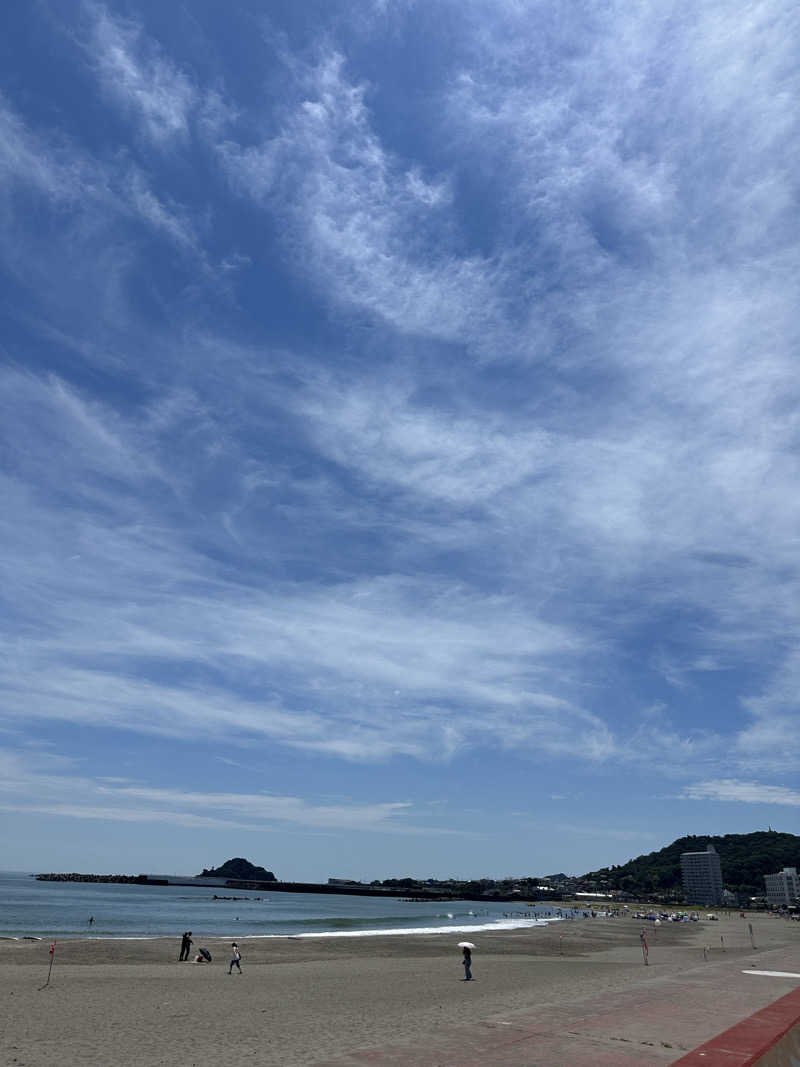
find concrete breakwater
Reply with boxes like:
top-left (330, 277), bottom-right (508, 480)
top-left (35, 872), bottom-right (542, 902)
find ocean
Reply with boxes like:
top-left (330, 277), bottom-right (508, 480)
top-left (0, 871), bottom-right (578, 941)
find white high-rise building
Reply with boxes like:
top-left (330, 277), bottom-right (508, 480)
top-left (680, 844), bottom-right (723, 906)
top-left (764, 867), bottom-right (799, 908)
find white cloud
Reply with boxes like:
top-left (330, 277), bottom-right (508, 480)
top-left (0, 98), bottom-right (85, 200)
top-left (734, 651), bottom-right (800, 774)
top-left (554, 823), bottom-right (657, 844)
top-left (298, 379), bottom-right (554, 504)
top-left (88, 4), bottom-right (198, 143)
top-left (0, 97), bottom-right (204, 264)
top-left (0, 367), bottom-right (616, 766)
top-left (0, 569), bottom-right (606, 763)
top-left (0, 368), bottom-right (161, 486)
top-left (682, 780), bottom-right (800, 807)
top-left (0, 748), bottom-right (424, 833)
top-left (2, 0), bottom-right (800, 837)
top-left (123, 168), bottom-right (201, 251)
top-left (218, 51), bottom-right (507, 348)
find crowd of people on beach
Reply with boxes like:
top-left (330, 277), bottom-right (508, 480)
top-left (178, 932), bottom-right (243, 971)
top-left (178, 931), bottom-right (472, 980)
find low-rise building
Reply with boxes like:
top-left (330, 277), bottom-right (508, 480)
top-left (764, 867), bottom-right (799, 908)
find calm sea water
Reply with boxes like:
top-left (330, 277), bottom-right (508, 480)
top-left (0, 872), bottom-right (576, 941)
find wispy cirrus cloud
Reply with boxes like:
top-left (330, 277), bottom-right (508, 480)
top-left (734, 651), bottom-right (800, 774)
top-left (682, 780), bottom-right (800, 808)
top-left (3, 0), bottom-right (800, 877)
top-left (0, 748), bottom-right (425, 833)
top-left (0, 558), bottom-right (608, 765)
top-left (218, 50), bottom-right (507, 348)
top-left (0, 98), bottom-right (88, 201)
top-left (0, 366), bottom-right (616, 767)
top-left (87, 3), bottom-right (198, 144)
top-left (0, 368), bottom-right (159, 483)
top-left (297, 379), bottom-right (554, 505)
top-left (553, 823), bottom-right (658, 845)
top-left (0, 95), bottom-right (205, 273)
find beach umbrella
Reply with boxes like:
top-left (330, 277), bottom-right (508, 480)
top-left (457, 942), bottom-right (475, 949)
top-left (199, 948), bottom-right (212, 961)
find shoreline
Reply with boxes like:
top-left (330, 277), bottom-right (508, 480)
top-left (0, 908), bottom-right (744, 944)
top-left (0, 915), bottom-right (557, 943)
top-left (0, 901), bottom-right (577, 943)
top-left (0, 908), bottom-right (759, 944)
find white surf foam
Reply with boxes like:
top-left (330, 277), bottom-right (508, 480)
top-left (246, 916), bottom-right (564, 939)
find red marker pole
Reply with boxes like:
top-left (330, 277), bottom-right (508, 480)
top-left (39, 942), bottom-right (56, 990)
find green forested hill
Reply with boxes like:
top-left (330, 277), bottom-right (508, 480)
top-left (584, 831), bottom-right (799, 898)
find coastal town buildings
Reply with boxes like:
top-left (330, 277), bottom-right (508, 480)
top-left (764, 867), bottom-right (799, 908)
top-left (680, 844), bottom-right (723, 906)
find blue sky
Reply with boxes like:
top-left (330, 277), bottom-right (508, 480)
top-left (2, 1), bottom-right (799, 881)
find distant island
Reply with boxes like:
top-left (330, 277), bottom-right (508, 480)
top-left (198, 857), bottom-right (276, 882)
top-left (35, 831), bottom-right (799, 904)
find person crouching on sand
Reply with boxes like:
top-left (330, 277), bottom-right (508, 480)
top-left (228, 942), bottom-right (242, 974)
top-left (462, 946), bottom-right (472, 981)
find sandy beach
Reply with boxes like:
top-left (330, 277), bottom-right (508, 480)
top-left (2, 914), bottom-right (799, 1065)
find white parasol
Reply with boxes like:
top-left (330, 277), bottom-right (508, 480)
top-left (458, 941), bottom-right (475, 949)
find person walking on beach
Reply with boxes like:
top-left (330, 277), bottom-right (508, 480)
top-left (179, 931), bottom-right (193, 961)
top-left (462, 945), bottom-right (472, 981)
top-left (228, 942), bottom-right (242, 974)
top-left (640, 927), bottom-right (649, 966)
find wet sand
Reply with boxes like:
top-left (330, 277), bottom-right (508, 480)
top-left (2, 915), bottom-right (798, 1065)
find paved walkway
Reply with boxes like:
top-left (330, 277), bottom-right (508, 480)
top-left (317, 942), bottom-right (800, 1066)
